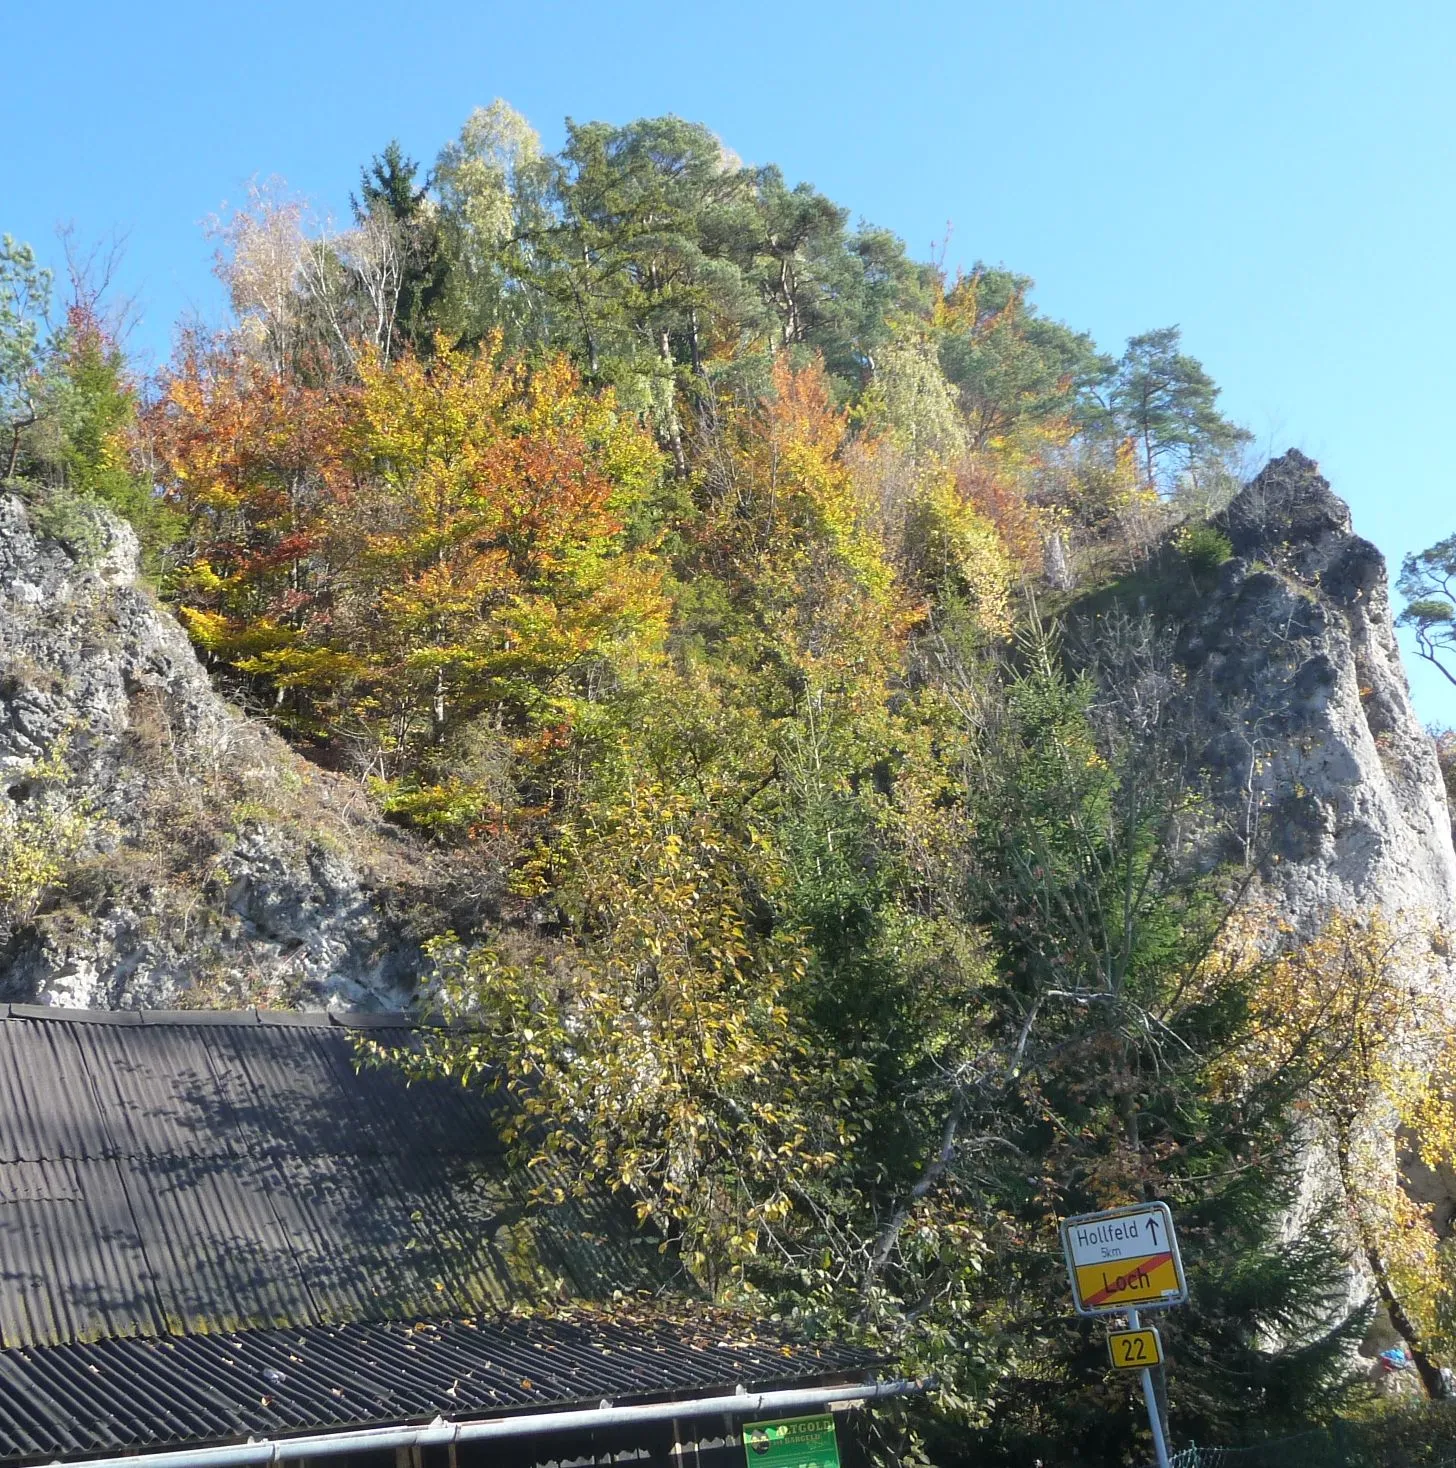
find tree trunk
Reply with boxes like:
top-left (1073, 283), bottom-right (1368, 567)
top-left (1336, 1127), bottom-right (1448, 1398)
top-left (781, 257), bottom-right (801, 346)
top-left (659, 329), bottom-right (687, 477)
top-left (1363, 1239), bottom-right (1448, 1398)
top-left (688, 308), bottom-right (703, 376)
top-left (6, 406), bottom-right (35, 479)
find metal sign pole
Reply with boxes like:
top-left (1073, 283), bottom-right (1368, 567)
top-left (1126, 1309), bottom-right (1170, 1468)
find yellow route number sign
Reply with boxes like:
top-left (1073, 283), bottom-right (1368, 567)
top-left (1108, 1327), bottom-right (1163, 1371)
top-left (1060, 1201), bottom-right (1187, 1317)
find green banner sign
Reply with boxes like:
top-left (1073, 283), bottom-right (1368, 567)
top-left (743, 1414), bottom-right (841, 1468)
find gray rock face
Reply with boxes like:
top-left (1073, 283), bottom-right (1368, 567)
top-left (1185, 450), bottom-right (1456, 936)
top-left (1179, 453), bottom-right (1456, 1334)
top-left (0, 491), bottom-right (455, 1011)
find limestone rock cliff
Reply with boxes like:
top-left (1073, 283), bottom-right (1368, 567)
top-left (1176, 452), bottom-right (1456, 1343)
top-left (0, 490), bottom-right (462, 1010)
top-left (1185, 450), bottom-right (1456, 938)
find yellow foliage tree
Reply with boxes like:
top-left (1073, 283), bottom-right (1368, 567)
top-left (152, 333), bottom-right (666, 832)
top-left (0, 738), bottom-right (94, 929)
top-left (411, 776), bottom-right (862, 1293)
top-left (1211, 908), bottom-right (1456, 1396)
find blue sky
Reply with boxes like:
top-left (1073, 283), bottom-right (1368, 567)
top-left (6, 0), bottom-right (1455, 723)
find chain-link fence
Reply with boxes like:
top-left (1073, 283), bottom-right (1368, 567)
top-left (1169, 1429), bottom-right (1345, 1468)
top-left (1167, 1412), bottom-right (1456, 1468)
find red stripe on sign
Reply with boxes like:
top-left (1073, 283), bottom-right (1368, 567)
top-left (1082, 1252), bottom-right (1173, 1307)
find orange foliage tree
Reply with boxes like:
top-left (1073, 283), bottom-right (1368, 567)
top-left (147, 334), bottom-right (664, 823)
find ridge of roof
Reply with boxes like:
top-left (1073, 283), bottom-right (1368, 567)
top-left (0, 1004), bottom-right (476, 1029)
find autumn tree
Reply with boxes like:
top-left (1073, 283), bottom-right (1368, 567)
top-left (1221, 909), bottom-right (1456, 1399)
top-left (147, 336), bottom-right (342, 668)
top-left (331, 339), bottom-right (664, 784)
top-left (149, 333), bottom-right (663, 826)
top-left (38, 305), bottom-right (177, 559)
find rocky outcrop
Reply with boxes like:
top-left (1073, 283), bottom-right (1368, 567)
top-left (1173, 453), bottom-right (1456, 1354)
top-left (1184, 450), bottom-right (1456, 938)
top-left (0, 491), bottom-right (463, 1010)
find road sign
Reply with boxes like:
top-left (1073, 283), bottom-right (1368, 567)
top-left (1108, 1326), bottom-right (1163, 1371)
top-left (1060, 1201), bottom-right (1187, 1316)
top-left (743, 1415), bottom-right (841, 1468)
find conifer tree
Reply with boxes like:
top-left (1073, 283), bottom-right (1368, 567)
top-left (352, 141), bottom-right (450, 357)
top-left (1109, 326), bottom-right (1251, 490)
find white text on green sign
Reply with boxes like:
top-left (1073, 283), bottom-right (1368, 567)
top-left (743, 1415), bottom-right (841, 1468)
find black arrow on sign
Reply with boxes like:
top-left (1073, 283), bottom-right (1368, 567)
top-left (1145, 1216), bottom-right (1162, 1245)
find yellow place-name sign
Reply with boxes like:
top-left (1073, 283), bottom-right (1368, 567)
top-left (1073, 1252), bottom-right (1182, 1310)
top-left (1060, 1202), bottom-right (1187, 1316)
top-left (1108, 1327), bottom-right (1163, 1371)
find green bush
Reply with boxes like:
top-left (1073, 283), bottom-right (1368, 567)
top-left (1178, 522), bottom-right (1234, 574)
top-left (1340, 1398), bottom-right (1456, 1467)
top-left (29, 486), bottom-right (107, 563)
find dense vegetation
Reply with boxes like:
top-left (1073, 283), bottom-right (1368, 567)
top-left (7, 103), bottom-right (1456, 1465)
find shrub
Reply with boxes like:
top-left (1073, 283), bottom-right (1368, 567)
top-left (29, 486), bottom-right (107, 563)
top-left (1178, 522), bottom-right (1234, 574)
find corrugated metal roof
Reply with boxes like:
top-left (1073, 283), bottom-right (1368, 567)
top-left (0, 1008), bottom-right (877, 1466)
top-left (0, 1022), bottom-right (112, 1163)
top-left (0, 1158), bottom-right (161, 1347)
top-left (0, 1009), bottom-right (677, 1348)
top-left (125, 1153), bottom-right (313, 1339)
top-left (0, 1312), bottom-right (873, 1463)
top-left (206, 1024), bottom-right (378, 1160)
top-left (78, 1024), bottom-right (238, 1160)
top-left (264, 1150), bottom-right (471, 1323)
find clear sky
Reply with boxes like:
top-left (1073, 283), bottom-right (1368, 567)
top-left (6, 0), bottom-right (1455, 723)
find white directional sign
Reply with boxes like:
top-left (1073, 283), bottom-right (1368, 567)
top-left (1060, 1201), bottom-right (1187, 1317)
